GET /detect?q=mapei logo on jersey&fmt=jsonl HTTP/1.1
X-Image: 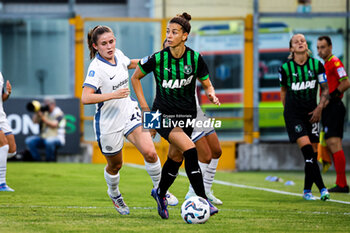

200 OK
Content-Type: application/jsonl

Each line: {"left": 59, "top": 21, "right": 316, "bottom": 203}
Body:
{"left": 291, "top": 80, "right": 316, "bottom": 91}
{"left": 143, "top": 110, "right": 161, "bottom": 129}
{"left": 162, "top": 75, "right": 193, "bottom": 89}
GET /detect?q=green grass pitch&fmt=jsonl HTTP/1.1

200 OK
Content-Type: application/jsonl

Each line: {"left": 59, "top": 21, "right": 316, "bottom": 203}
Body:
{"left": 1, "top": 162, "right": 349, "bottom": 232}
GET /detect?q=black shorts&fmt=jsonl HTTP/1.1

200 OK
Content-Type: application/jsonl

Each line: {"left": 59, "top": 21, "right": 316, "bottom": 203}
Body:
{"left": 284, "top": 108, "right": 320, "bottom": 143}
{"left": 152, "top": 106, "right": 195, "bottom": 142}
{"left": 321, "top": 99, "right": 345, "bottom": 139}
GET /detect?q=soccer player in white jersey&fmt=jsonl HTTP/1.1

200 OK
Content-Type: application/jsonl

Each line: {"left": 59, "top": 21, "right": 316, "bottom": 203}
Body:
{"left": 0, "top": 72, "right": 17, "bottom": 192}
{"left": 82, "top": 25, "right": 177, "bottom": 215}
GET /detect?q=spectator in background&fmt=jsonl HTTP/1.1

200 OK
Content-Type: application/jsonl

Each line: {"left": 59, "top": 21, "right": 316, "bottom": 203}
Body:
{"left": 279, "top": 34, "right": 330, "bottom": 201}
{"left": 317, "top": 35, "right": 350, "bottom": 193}
{"left": 25, "top": 97, "right": 66, "bottom": 162}
{"left": 0, "top": 72, "right": 17, "bottom": 192}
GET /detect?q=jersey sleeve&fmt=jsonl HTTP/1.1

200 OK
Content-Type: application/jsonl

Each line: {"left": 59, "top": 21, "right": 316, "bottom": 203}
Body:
{"left": 138, "top": 53, "right": 156, "bottom": 75}
{"left": 83, "top": 66, "right": 102, "bottom": 91}
{"left": 333, "top": 59, "right": 348, "bottom": 81}
{"left": 116, "top": 49, "right": 131, "bottom": 67}
{"left": 278, "top": 66, "right": 287, "bottom": 87}
{"left": 197, "top": 54, "right": 209, "bottom": 81}
{"left": 317, "top": 61, "right": 327, "bottom": 84}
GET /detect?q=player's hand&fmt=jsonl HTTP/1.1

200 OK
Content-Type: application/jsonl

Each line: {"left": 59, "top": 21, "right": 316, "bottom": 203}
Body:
{"left": 208, "top": 93, "right": 220, "bottom": 106}
{"left": 309, "top": 106, "right": 322, "bottom": 123}
{"left": 113, "top": 88, "right": 130, "bottom": 99}
{"left": 149, "top": 129, "right": 157, "bottom": 138}
{"left": 6, "top": 80, "right": 12, "bottom": 95}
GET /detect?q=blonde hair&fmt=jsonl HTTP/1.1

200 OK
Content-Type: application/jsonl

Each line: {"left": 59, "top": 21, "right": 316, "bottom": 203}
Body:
{"left": 288, "top": 34, "right": 312, "bottom": 59}
{"left": 87, "top": 25, "right": 113, "bottom": 59}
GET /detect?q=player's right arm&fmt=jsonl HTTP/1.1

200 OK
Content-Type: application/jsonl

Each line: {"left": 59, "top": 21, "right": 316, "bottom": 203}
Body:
{"left": 278, "top": 66, "right": 287, "bottom": 107}
{"left": 81, "top": 66, "right": 130, "bottom": 105}
{"left": 130, "top": 66, "right": 149, "bottom": 112}
{"left": 81, "top": 86, "right": 130, "bottom": 105}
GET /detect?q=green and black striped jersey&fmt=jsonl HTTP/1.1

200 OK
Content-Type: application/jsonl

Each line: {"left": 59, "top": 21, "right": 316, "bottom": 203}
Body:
{"left": 138, "top": 46, "right": 209, "bottom": 114}
{"left": 279, "top": 57, "right": 327, "bottom": 110}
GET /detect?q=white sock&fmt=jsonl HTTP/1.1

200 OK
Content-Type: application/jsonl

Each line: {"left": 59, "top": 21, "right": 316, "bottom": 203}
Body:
{"left": 8, "top": 151, "right": 16, "bottom": 159}
{"left": 188, "top": 161, "right": 208, "bottom": 193}
{"left": 203, "top": 158, "right": 219, "bottom": 192}
{"left": 104, "top": 167, "right": 120, "bottom": 197}
{"left": 198, "top": 161, "right": 209, "bottom": 193}
{"left": 144, "top": 157, "right": 161, "bottom": 188}
{"left": 0, "top": 145, "right": 10, "bottom": 184}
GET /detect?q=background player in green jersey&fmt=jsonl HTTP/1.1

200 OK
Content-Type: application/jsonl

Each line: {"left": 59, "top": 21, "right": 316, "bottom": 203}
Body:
{"left": 279, "top": 34, "right": 330, "bottom": 201}
{"left": 131, "top": 12, "right": 220, "bottom": 219}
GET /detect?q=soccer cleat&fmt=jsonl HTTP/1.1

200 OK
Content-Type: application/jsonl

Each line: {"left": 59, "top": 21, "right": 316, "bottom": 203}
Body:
{"left": 0, "top": 183, "right": 14, "bottom": 192}
{"left": 303, "top": 192, "right": 316, "bottom": 201}
{"left": 151, "top": 188, "right": 169, "bottom": 219}
{"left": 184, "top": 188, "right": 196, "bottom": 200}
{"left": 320, "top": 188, "right": 330, "bottom": 201}
{"left": 207, "top": 199, "right": 219, "bottom": 216}
{"left": 166, "top": 191, "right": 178, "bottom": 206}
{"left": 328, "top": 185, "right": 349, "bottom": 193}
{"left": 206, "top": 190, "right": 223, "bottom": 205}
{"left": 108, "top": 192, "right": 130, "bottom": 215}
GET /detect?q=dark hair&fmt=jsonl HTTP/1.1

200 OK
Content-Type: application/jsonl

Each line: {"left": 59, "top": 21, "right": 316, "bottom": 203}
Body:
{"left": 163, "top": 38, "right": 168, "bottom": 49}
{"left": 169, "top": 12, "right": 192, "bottom": 33}
{"left": 318, "top": 35, "right": 332, "bottom": 46}
{"left": 87, "top": 25, "right": 113, "bottom": 59}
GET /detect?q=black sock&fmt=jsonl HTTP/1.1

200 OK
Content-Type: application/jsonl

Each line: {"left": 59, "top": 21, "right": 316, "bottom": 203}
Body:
{"left": 311, "top": 152, "right": 326, "bottom": 191}
{"left": 158, "top": 158, "right": 182, "bottom": 198}
{"left": 301, "top": 145, "right": 315, "bottom": 190}
{"left": 183, "top": 148, "right": 207, "bottom": 199}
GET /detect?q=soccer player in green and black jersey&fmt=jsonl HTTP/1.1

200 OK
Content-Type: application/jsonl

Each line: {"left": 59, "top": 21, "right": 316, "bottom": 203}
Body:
{"left": 279, "top": 34, "right": 330, "bottom": 201}
{"left": 131, "top": 12, "right": 220, "bottom": 219}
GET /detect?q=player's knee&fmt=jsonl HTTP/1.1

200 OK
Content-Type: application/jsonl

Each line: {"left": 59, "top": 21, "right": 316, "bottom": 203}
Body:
{"left": 212, "top": 147, "right": 222, "bottom": 159}
{"left": 108, "top": 163, "right": 122, "bottom": 174}
{"left": 143, "top": 148, "right": 158, "bottom": 163}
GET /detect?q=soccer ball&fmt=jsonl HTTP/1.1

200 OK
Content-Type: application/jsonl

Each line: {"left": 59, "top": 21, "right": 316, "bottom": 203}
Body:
{"left": 181, "top": 196, "right": 210, "bottom": 224}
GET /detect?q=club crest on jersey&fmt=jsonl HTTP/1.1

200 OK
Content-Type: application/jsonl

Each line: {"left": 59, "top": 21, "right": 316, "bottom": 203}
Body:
{"left": 308, "top": 70, "right": 314, "bottom": 77}
{"left": 183, "top": 65, "right": 192, "bottom": 74}
{"left": 88, "top": 70, "right": 95, "bottom": 77}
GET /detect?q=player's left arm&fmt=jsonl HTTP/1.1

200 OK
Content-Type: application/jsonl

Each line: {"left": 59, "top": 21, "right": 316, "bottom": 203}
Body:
{"left": 2, "top": 80, "right": 11, "bottom": 101}
{"left": 199, "top": 78, "right": 220, "bottom": 106}
{"left": 128, "top": 59, "right": 140, "bottom": 69}
{"left": 309, "top": 80, "right": 329, "bottom": 123}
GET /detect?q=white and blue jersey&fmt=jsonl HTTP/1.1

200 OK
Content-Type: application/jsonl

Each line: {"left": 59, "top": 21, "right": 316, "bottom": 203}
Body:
{"left": 0, "top": 72, "right": 13, "bottom": 135}
{"left": 83, "top": 49, "right": 141, "bottom": 144}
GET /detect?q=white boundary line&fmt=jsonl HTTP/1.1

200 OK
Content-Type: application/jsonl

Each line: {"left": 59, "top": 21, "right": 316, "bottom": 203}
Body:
{"left": 126, "top": 163, "right": 350, "bottom": 205}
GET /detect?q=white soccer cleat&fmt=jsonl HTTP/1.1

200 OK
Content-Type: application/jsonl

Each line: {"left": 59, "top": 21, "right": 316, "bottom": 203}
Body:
{"left": 185, "top": 188, "right": 196, "bottom": 200}
{"left": 206, "top": 190, "right": 223, "bottom": 205}
{"left": 108, "top": 192, "right": 130, "bottom": 215}
{"left": 0, "top": 183, "right": 14, "bottom": 192}
{"left": 165, "top": 191, "right": 178, "bottom": 206}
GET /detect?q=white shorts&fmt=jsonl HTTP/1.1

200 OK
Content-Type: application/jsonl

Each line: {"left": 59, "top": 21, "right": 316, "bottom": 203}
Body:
{"left": 0, "top": 119, "right": 13, "bottom": 135}
{"left": 98, "top": 107, "right": 142, "bottom": 156}
{"left": 191, "top": 107, "right": 215, "bottom": 143}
